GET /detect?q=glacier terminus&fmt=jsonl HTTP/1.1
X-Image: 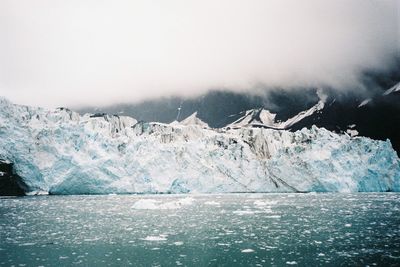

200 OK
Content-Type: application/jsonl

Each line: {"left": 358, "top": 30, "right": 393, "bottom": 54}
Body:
{"left": 0, "top": 97, "right": 399, "bottom": 195}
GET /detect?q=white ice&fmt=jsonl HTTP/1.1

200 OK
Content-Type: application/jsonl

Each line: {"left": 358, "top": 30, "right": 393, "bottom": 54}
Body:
{"left": 0, "top": 97, "right": 399, "bottom": 195}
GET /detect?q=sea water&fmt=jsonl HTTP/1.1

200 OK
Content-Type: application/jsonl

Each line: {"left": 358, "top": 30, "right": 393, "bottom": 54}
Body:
{"left": 0, "top": 193, "right": 399, "bottom": 266}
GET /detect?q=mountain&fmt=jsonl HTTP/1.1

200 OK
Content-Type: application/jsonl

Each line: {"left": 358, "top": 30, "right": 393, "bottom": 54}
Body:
{"left": 227, "top": 109, "right": 278, "bottom": 128}
{"left": 0, "top": 98, "right": 399, "bottom": 195}
{"left": 227, "top": 90, "right": 326, "bottom": 129}
{"left": 179, "top": 112, "right": 209, "bottom": 128}
{"left": 77, "top": 77, "right": 400, "bottom": 156}
{"left": 78, "top": 88, "right": 321, "bottom": 128}
{"left": 220, "top": 81, "right": 400, "bottom": 156}
{"left": 288, "top": 81, "right": 400, "bottom": 156}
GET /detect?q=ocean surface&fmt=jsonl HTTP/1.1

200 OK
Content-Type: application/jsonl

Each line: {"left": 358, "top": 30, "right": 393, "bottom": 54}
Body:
{"left": 1, "top": 193, "right": 399, "bottom": 266}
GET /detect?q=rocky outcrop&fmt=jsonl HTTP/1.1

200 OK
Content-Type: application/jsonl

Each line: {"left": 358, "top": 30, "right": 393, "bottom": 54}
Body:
{"left": 0, "top": 159, "right": 27, "bottom": 196}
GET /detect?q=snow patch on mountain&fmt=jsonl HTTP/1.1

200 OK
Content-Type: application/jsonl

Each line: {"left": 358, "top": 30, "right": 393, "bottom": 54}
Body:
{"left": 346, "top": 124, "right": 359, "bottom": 137}
{"left": 0, "top": 97, "right": 399, "bottom": 194}
{"left": 180, "top": 112, "right": 209, "bottom": 128}
{"left": 227, "top": 109, "right": 277, "bottom": 128}
{"left": 228, "top": 90, "right": 326, "bottom": 129}
{"left": 358, "top": 98, "right": 372, "bottom": 108}
{"left": 346, "top": 129, "right": 359, "bottom": 137}
{"left": 383, "top": 82, "right": 400, "bottom": 96}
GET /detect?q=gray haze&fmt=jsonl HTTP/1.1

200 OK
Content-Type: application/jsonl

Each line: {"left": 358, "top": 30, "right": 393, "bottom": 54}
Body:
{"left": 0, "top": 0, "right": 398, "bottom": 108}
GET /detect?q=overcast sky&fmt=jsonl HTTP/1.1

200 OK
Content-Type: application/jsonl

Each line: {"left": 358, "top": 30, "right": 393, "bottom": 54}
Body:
{"left": 0, "top": 0, "right": 398, "bottom": 108}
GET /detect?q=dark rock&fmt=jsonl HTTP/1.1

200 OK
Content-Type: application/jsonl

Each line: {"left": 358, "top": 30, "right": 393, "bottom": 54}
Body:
{"left": 90, "top": 113, "right": 107, "bottom": 118}
{"left": 0, "top": 159, "right": 27, "bottom": 196}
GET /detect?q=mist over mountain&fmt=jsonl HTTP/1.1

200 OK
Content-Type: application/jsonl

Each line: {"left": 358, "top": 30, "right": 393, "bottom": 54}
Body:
{"left": 78, "top": 88, "right": 321, "bottom": 127}
{"left": 78, "top": 65, "right": 400, "bottom": 155}
{"left": 1, "top": 0, "right": 398, "bottom": 107}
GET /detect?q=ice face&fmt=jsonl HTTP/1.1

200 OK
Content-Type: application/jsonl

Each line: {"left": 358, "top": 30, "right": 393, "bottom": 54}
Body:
{"left": 0, "top": 97, "right": 399, "bottom": 194}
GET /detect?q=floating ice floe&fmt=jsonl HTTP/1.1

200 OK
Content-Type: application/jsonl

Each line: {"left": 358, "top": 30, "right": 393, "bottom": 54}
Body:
{"left": 141, "top": 235, "right": 168, "bottom": 241}
{"left": 131, "top": 198, "right": 195, "bottom": 210}
{"left": 204, "top": 201, "right": 220, "bottom": 206}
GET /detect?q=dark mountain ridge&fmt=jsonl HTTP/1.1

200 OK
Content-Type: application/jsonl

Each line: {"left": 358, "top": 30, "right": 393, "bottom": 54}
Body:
{"left": 77, "top": 65, "right": 400, "bottom": 155}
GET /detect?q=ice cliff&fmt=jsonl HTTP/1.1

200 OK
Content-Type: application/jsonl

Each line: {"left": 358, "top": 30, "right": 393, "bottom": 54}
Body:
{"left": 0, "top": 97, "right": 399, "bottom": 195}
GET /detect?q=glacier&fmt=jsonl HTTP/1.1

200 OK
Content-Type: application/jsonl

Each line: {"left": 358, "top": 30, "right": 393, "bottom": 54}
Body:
{"left": 0, "top": 97, "right": 399, "bottom": 195}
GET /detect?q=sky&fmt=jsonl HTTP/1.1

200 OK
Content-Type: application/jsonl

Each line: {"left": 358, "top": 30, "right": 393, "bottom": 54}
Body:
{"left": 0, "top": 0, "right": 398, "bottom": 108}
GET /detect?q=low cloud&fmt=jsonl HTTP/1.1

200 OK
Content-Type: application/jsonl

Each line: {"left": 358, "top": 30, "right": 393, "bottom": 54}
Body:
{"left": 0, "top": 0, "right": 398, "bottom": 107}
